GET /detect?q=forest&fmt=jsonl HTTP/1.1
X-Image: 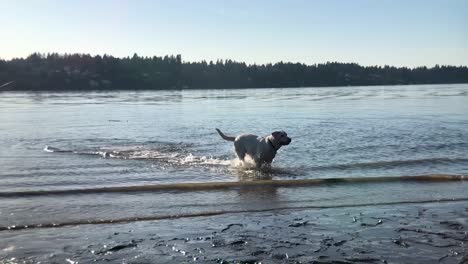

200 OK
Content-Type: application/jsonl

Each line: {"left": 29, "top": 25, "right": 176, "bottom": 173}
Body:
{"left": 1, "top": 53, "right": 467, "bottom": 90}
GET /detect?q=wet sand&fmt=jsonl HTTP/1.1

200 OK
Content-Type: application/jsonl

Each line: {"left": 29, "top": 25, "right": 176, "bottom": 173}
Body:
{"left": 1, "top": 200, "right": 467, "bottom": 263}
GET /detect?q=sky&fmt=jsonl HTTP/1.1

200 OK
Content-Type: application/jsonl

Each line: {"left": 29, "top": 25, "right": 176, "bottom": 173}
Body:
{"left": 0, "top": 0, "right": 467, "bottom": 67}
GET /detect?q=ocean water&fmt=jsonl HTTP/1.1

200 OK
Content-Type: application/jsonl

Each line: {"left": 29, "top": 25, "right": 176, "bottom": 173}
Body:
{"left": 0, "top": 85, "right": 468, "bottom": 259}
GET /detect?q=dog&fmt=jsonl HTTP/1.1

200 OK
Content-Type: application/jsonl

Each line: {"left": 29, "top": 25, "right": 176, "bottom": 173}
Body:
{"left": 215, "top": 128, "right": 291, "bottom": 167}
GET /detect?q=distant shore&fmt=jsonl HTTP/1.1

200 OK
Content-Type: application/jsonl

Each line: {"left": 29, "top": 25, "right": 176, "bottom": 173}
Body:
{"left": 1, "top": 53, "right": 467, "bottom": 91}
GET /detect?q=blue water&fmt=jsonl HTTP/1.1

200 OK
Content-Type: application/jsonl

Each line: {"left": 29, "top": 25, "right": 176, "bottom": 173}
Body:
{"left": 0, "top": 84, "right": 467, "bottom": 193}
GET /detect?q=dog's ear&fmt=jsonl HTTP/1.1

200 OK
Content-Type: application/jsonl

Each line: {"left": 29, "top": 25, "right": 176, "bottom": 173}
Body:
{"left": 271, "top": 131, "right": 281, "bottom": 139}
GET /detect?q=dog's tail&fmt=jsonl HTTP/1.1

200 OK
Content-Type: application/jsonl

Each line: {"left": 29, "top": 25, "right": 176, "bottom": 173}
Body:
{"left": 215, "top": 128, "right": 235, "bottom": 142}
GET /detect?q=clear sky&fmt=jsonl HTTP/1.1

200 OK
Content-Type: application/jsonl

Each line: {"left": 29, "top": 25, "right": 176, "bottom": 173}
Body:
{"left": 1, "top": 0, "right": 467, "bottom": 67}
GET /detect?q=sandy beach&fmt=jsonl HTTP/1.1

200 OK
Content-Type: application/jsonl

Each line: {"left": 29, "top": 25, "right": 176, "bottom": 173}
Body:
{"left": 1, "top": 199, "right": 467, "bottom": 263}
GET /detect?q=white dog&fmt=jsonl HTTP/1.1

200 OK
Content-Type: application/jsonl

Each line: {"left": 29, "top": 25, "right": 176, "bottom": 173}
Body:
{"left": 216, "top": 128, "right": 291, "bottom": 167}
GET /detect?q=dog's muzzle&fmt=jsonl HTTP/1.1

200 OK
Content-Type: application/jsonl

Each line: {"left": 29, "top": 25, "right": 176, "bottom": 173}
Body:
{"left": 283, "top": 138, "right": 292, "bottom": 145}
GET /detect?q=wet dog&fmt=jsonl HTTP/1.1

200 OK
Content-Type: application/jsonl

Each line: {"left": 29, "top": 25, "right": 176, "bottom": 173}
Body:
{"left": 215, "top": 128, "right": 291, "bottom": 167}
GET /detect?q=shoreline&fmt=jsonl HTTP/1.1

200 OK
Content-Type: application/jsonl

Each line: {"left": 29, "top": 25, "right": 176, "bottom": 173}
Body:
{"left": 1, "top": 82, "right": 467, "bottom": 93}
{"left": 0, "top": 82, "right": 468, "bottom": 93}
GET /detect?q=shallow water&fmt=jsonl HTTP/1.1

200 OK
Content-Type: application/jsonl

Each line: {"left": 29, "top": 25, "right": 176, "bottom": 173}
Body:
{"left": 0, "top": 84, "right": 468, "bottom": 261}
{"left": 1, "top": 84, "right": 467, "bottom": 192}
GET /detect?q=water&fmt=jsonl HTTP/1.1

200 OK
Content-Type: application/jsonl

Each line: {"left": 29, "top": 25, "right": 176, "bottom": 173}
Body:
{"left": 1, "top": 84, "right": 467, "bottom": 192}
{"left": 1, "top": 84, "right": 468, "bottom": 262}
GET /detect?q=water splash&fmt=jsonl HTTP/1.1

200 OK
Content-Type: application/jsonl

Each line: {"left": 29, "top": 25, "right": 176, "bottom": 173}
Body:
{"left": 44, "top": 145, "right": 232, "bottom": 168}
{"left": 43, "top": 145, "right": 298, "bottom": 179}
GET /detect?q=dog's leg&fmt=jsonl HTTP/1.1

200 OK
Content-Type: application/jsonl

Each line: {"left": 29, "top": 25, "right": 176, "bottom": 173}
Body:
{"left": 254, "top": 158, "right": 264, "bottom": 169}
{"left": 234, "top": 146, "right": 246, "bottom": 161}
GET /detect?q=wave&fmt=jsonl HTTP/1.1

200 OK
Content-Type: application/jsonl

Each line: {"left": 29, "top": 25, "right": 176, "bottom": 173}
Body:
{"left": 309, "top": 158, "right": 468, "bottom": 171}
{"left": 0, "top": 174, "right": 464, "bottom": 198}
{"left": 338, "top": 142, "right": 468, "bottom": 153}
{"left": 2, "top": 197, "right": 467, "bottom": 232}
{"left": 425, "top": 91, "right": 468, "bottom": 97}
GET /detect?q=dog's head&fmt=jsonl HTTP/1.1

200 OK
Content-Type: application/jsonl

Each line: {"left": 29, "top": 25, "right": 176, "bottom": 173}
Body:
{"left": 271, "top": 131, "right": 292, "bottom": 146}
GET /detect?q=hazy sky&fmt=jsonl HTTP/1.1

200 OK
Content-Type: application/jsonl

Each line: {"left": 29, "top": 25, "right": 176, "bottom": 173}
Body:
{"left": 1, "top": 0, "right": 467, "bottom": 67}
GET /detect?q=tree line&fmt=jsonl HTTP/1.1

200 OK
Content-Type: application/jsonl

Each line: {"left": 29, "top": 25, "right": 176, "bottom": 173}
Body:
{"left": 0, "top": 53, "right": 467, "bottom": 91}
